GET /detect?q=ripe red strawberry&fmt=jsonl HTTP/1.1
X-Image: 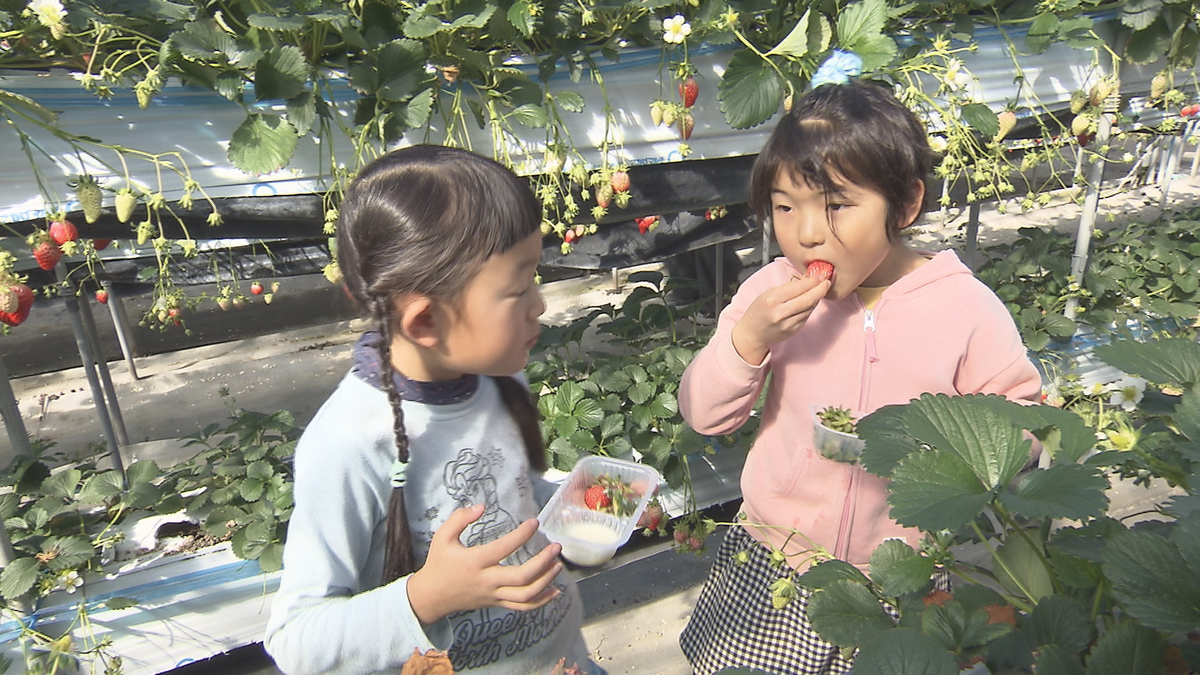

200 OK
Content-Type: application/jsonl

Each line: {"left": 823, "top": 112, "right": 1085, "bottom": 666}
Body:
{"left": 48, "top": 219, "right": 78, "bottom": 245}
{"left": 806, "top": 259, "right": 834, "bottom": 281}
{"left": 679, "top": 76, "right": 698, "bottom": 108}
{"left": 584, "top": 485, "right": 611, "bottom": 511}
{"left": 610, "top": 171, "right": 630, "bottom": 193}
{"left": 673, "top": 525, "right": 688, "bottom": 544}
{"left": 250, "top": 281, "right": 264, "bottom": 295}
{"left": 679, "top": 113, "right": 695, "bottom": 141}
{"left": 637, "top": 503, "right": 664, "bottom": 532}
{"left": 1077, "top": 131, "right": 1094, "bottom": 147}
{"left": 94, "top": 289, "right": 108, "bottom": 304}
{"left": 33, "top": 240, "right": 62, "bottom": 271}
{"left": 686, "top": 536, "right": 704, "bottom": 551}
{"left": 93, "top": 239, "right": 111, "bottom": 251}
{"left": 0, "top": 284, "right": 34, "bottom": 327}
{"left": 564, "top": 229, "right": 578, "bottom": 244}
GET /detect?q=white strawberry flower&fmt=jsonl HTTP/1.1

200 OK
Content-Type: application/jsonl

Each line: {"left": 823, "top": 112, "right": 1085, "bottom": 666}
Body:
{"left": 26, "top": 0, "right": 65, "bottom": 27}
{"left": 929, "top": 136, "right": 948, "bottom": 153}
{"left": 663, "top": 15, "right": 691, "bottom": 44}
{"left": 59, "top": 570, "right": 83, "bottom": 594}
{"left": 1106, "top": 376, "right": 1147, "bottom": 412}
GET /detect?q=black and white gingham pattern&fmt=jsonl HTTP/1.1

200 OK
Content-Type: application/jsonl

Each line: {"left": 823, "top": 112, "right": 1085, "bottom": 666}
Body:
{"left": 680, "top": 525, "right": 855, "bottom": 675}
{"left": 679, "top": 526, "right": 951, "bottom": 675}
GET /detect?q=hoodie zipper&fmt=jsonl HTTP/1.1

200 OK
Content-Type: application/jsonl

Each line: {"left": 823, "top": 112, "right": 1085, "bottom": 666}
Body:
{"left": 834, "top": 300, "right": 883, "bottom": 560}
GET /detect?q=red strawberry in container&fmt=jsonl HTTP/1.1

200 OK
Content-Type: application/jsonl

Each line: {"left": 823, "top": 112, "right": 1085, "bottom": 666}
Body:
{"left": 583, "top": 485, "right": 612, "bottom": 511}
{"left": 806, "top": 260, "right": 834, "bottom": 281}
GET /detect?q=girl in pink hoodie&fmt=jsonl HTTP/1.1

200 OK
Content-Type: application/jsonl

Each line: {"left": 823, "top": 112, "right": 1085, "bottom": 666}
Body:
{"left": 677, "top": 80, "right": 1042, "bottom": 674}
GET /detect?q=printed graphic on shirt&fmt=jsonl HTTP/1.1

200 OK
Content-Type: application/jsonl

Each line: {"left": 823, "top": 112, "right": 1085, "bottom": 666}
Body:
{"left": 443, "top": 446, "right": 533, "bottom": 564}
{"left": 448, "top": 583, "right": 574, "bottom": 671}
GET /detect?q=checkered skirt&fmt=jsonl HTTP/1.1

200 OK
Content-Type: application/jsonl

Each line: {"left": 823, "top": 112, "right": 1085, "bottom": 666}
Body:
{"left": 679, "top": 526, "right": 949, "bottom": 675}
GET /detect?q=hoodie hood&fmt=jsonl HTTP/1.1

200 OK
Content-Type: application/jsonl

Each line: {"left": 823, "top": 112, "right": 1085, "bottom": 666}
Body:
{"left": 350, "top": 331, "right": 478, "bottom": 405}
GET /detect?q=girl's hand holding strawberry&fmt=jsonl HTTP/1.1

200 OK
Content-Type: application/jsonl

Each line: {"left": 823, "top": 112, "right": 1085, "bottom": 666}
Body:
{"left": 407, "top": 504, "right": 564, "bottom": 625}
{"left": 731, "top": 274, "right": 829, "bottom": 366}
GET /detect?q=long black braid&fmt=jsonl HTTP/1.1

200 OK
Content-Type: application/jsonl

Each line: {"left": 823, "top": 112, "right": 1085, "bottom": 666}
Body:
{"left": 374, "top": 296, "right": 416, "bottom": 582}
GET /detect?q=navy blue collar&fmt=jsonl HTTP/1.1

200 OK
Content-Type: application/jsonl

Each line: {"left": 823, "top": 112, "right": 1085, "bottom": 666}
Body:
{"left": 351, "top": 330, "right": 479, "bottom": 405}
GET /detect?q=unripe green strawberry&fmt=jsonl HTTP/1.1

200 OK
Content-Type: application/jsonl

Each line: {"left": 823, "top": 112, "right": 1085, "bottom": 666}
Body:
{"left": 1089, "top": 79, "right": 1114, "bottom": 107}
{"left": 1069, "top": 90, "right": 1088, "bottom": 114}
{"left": 995, "top": 110, "right": 1016, "bottom": 143}
{"left": 1150, "top": 74, "right": 1168, "bottom": 100}
{"left": 662, "top": 105, "right": 678, "bottom": 127}
{"left": 115, "top": 189, "right": 137, "bottom": 223}
{"left": 75, "top": 175, "right": 103, "bottom": 224}
{"left": 783, "top": 93, "right": 794, "bottom": 113}
{"left": 649, "top": 101, "right": 664, "bottom": 126}
{"left": 1071, "top": 114, "right": 1093, "bottom": 137}
{"left": 322, "top": 262, "right": 343, "bottom": 285}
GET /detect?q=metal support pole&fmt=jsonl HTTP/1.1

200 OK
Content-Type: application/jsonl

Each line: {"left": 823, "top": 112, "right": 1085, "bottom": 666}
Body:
{"left": 1065, "top": 114, "right": 1112, "bottom": 320}
{"left": 963, "top": 202, "right": 982, "bottom": 269}
{"left": 57, "top": 273, "right": 126, "bottom": 480}
{"left": 1187, "top": 120, "right": 1200, "bottom": 183}
{"left": 102, "top": 281, "right": 140, "bottom": 380}
{"left": 610, "top": 267, "right": 620, "bottom": 292}
{"left": 78, "top": 292, "right": 129, "bottom": 446}
{"left": 0, "top": 356, "right": 33, "bottom": 459}
{"left": 0, "top": 358, "right": 33, "bottom": 616}
{"left": 1159, "top": 133, "right": 1182, "bottom": 211}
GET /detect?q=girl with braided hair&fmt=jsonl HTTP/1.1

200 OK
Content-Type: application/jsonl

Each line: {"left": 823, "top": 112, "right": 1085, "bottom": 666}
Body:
{"left": 265, "top": 146, "right": 599, "bottom": 674}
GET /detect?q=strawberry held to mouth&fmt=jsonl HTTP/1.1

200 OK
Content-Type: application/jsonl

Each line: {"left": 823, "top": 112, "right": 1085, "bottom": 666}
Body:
{"left": 806, "top": 260, "right": 834, "bottom": 281}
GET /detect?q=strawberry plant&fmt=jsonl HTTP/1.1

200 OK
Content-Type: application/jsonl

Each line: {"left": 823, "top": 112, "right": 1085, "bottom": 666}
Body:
{"left": 976, "top": 206, "right": 1200, "bottom": 352}
{"left": 777, "top": 337, "right": 1200, "bottom": 671}
{"left": 529, "top": 270, "right": 759, "bottom": 490}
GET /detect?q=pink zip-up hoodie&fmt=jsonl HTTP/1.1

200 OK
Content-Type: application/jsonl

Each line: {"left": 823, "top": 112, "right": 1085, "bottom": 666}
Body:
{"left": 679, "top": 250, "right": 1042, "bottom": 569}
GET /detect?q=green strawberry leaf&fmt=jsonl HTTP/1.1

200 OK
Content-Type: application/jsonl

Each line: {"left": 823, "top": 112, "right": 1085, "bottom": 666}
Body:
{"left": 797, "top": 559, "right": 871, "bottom": 590}
{"left": 40, "top": 469, "right": 82, "bottom": 500}
{"left": 869, "top": 540, "right": 936, "bottom": 597}
{"left": 507, "top": 0, "right": 535, "bottom": 38}
{"left": 858, "top": 403, "right": 922, "bottom": 478}
{"left": 0, "top": 557, "right": 39, "bottom": 600}
{"left": 1085, "top": 621, "right": 1166, "bottom": 675}
{"left": 1104, "top": 525, "right": 1200, "bottom": 632}
{"left": 1094, "top": 337, "right": 1200, "bottom": 388}
{"left": 887, "top": 448, "right": 994, "bottom": 532}
{"left": 766, "top": 9, "right": 812, "bottom": 57}
{"left": 905, "top": 394, "right": 1030, "bottom": 490}
{"left": 105, "top": 596, "right": 139, "bottom": 611}
{"left": 961, "top": 103, "right": 1000, "bottom": 138}
{"left": 228, "top": 114, "right": 298, "bottom": 176}
{"left": 852, "top": 34, "right": 898, "bottom": 72}
{"left": 921, "top": 600, "right": 1012, "bottom": 653}
{"left": 998, "top": 464, "right": 1109, "bottom": 521}
{"left": 836, "top": 0, "right": 887, "bottom": 47}
{"left": 851, "top": 627, "right": 959, "bottom": 674}
{"left": 808, "top": 579, "right": 895, "bottom": 647}
{"left": 43, "top": 535, "right": 97, "bottom": 571}
{"left": 254, "top": 46, "right": 308, "bottom": 102}
{"left": 718, "top": 49, "right": 784, "bottom": 130}
{"left": 1024, "top": 595, "right": 1092, "bottom": 654}
{"left": 1033, "top": 644, "right": 1087, "bottom": 674}
{"left": 126, "top": 459, "right": 162, "bottom": 487}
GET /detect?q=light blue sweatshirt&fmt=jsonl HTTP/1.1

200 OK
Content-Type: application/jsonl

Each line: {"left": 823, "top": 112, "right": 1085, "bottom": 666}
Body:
{"left": 265, "top": 339, "right": 594, "bottom": 674}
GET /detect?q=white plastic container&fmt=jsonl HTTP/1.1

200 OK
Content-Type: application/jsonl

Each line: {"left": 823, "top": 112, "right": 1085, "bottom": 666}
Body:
{"left": 811, "top": 404, "right": 865, "bottom": 464}
{"left": 538, "top": 456, "right": 661, "bottom": 566}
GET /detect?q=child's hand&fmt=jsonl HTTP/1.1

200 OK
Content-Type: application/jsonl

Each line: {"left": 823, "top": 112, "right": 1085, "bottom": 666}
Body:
{"left": 406, "top": 504, "right": 564, "bottom": 624}
{"left": 731, "top": 275, "right": 829, "bottom": 365}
